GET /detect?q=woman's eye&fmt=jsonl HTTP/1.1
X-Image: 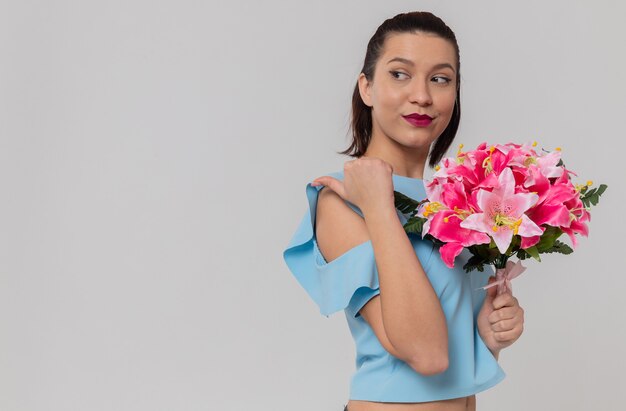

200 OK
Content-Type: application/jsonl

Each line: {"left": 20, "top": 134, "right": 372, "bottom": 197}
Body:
{"left": 432, "top": 76, "right": 451, "bottom": 84}
{"left": 390, "top": 71, "right": 409, "bottom": 80}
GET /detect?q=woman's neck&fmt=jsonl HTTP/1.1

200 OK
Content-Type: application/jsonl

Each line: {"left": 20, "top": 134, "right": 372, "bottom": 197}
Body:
{"left": 362, "top": 136, "right": 429, "bottom": 179}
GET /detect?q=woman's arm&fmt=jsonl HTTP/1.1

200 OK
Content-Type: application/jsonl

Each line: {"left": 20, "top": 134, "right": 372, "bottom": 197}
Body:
{"left": 316, "top": 187, "right": 449, "bottom": 375}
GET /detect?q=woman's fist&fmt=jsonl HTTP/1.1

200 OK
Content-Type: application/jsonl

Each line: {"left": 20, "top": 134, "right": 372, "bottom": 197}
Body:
{"left": 477, "top": 276, "right": 525, "bottom": 357}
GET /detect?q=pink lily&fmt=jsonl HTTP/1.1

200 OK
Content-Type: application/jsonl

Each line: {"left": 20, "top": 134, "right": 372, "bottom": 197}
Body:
{"left": 535, "top": 150, "right": 564, "bottom": 179}
{"left": 460, "top": 167, "right": 544, "bottom": 254}
{"left": 419, "top": 180, "right": 491, "bottom": 268}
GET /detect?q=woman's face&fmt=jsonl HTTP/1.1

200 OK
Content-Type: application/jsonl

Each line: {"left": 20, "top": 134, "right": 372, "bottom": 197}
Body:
{"left": 358, "top": 32, "right": 458, "bottom": 151}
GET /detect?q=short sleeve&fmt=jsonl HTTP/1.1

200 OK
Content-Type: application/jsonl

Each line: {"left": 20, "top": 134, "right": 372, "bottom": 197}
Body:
{"left": 283, "top": 179, "right": 381, "bottom": 318}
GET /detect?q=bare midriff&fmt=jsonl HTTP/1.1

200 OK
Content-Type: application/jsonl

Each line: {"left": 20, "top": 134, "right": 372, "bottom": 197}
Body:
{"left": 347, "top": 395, "right": 476, "bottom": 411}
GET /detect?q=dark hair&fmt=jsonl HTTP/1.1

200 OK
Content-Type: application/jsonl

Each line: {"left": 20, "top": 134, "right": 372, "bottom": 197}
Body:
{"left": 339, "top": 11, "right": 461, "bottom": 168}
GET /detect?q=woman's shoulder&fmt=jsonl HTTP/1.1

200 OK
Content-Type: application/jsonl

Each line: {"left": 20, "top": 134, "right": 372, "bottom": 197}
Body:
{"left": 316, "top": 179, "right": 370, "bottom": 264}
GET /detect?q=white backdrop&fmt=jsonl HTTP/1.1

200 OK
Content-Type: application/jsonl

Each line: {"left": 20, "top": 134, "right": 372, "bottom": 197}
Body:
{"left": 1, "top": 1, "right": 624, "bottom": 410}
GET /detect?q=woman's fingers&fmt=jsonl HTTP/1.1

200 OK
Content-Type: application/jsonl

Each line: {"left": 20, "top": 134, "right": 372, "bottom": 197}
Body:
{"left": 488, "top": 305, "right": 523, "bottom": 324}
{"left": 493, "top": 293, "right": 518, "bottom": 310}
{"left": 493, "top": 323, "right": 524, "bottom": 343}
{"left": 491, "top": 317, "right": 519, "bottom": 332}
{"left": 311, "top": 176, "right": 346, "bottom": 200}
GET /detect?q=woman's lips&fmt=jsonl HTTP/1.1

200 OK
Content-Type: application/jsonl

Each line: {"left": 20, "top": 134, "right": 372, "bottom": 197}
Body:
{"left": 402, "top": 114, "right": 433, "bottom": 127}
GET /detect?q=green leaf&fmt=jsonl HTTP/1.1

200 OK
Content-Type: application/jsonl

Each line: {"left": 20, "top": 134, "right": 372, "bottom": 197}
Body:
{"left": 403, "top": 216, "right": 427, "bottom": 235}
{"left": 542, "top": 240, "right": 574, "bottom": 255}
{"left": 394, "top": 190, "right": 421, "bottom": 214}
{"left": 516, "top": 249, "right": 530, "bottom": 260}
{"left": 468, "top": 244, "right": 492, "bottom": 260}
{"left": 467, "top": 245, "right": 500, "bottom": 267}
{"left": 580, "top": 184, "right": 608, "bottom": 208}
{"left": 525, "top": 245, "right": 541, "bottom": 262}
{"left": 463, "top": 253, "right": 488, "bottom": 273}
{"left": 536, "top": 226, "right": 563, "bottom": 252}
{"left": 424, "top": 234, "right": 445, "bottom": 246}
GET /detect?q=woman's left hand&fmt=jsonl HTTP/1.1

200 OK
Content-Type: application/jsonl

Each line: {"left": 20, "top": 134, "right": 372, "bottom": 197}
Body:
{"left": 477, "top": 276, "right": 525, "bottom": 357}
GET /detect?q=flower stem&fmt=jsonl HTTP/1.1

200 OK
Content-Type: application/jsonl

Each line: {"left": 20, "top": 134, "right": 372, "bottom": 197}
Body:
{"left": 493, "top": 254, "right": 509, "bottom": 270}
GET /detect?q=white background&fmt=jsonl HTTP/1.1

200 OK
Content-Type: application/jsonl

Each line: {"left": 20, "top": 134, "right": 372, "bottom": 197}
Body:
{"left": 1, "top": 1, "right": 624, "bottom": 410}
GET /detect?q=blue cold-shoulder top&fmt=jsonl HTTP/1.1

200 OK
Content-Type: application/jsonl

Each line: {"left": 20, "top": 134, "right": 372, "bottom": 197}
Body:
{"left": 283, "top": 170, "right": 506, "bottom": 402}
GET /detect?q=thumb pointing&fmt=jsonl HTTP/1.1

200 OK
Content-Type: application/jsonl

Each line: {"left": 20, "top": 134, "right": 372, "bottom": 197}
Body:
{"left": 311, "top": 176, "right": 346, "bottom": 200}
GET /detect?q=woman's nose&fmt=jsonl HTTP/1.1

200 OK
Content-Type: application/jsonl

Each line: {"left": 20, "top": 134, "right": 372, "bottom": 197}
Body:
{"left": 409, "top": 80, "right": 433, "bottom": 106}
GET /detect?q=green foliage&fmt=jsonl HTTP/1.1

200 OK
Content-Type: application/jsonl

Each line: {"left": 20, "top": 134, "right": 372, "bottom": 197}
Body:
{"left": 394, "top": 190, "right": 428, "bottom": 236}
{"left": 541, "top": 239, "right": 573, "bottom": 255}
{"left": 393, "top": 190, "right": 421, "bottom": 214}
{"left": 424, "top": 233, "right": 445, "bottom": 246}
{"left": 463, "top": 255, "right": 486, "bottom": 272}
{"left": 525, "top": 245, "right": 541, "bottom": 262}
{"left": 516, "top": 248, "right": 530, "bottom": 260}
{"left": 462, "top": 244, "right": 501, "bottom": 272}
{"left": 581, "top": 184, "right": 607, "bottom": 208}
{"left": 535, "top": 226, "right": 563, "bottom": 252}
{"left": 513, "top": 226, "right": 571, "bottom": 261}
{"left": 403, "top": 216, "right": 427, "bottom": 236}
{"left": 461, "top": 225, "right": 576, "bottom": 272}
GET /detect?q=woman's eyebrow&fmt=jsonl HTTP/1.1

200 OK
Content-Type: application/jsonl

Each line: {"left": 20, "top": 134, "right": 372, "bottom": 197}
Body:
{"left": 386, "top": 57, "right": 455, "bottom": 73}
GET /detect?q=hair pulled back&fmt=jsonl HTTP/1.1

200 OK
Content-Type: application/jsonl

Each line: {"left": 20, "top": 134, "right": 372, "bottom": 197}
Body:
{"left": 339, "top": 11, "right": 461, "bottom": 168}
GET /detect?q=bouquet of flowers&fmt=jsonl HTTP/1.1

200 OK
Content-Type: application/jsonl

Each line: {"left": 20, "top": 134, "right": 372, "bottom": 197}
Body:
{"left": 394, "top": 142, "right": 607, "bottom": 295}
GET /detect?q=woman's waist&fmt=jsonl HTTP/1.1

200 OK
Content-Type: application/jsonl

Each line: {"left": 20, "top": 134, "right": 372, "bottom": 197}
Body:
{"left": 347, "top": 395, "right": 475, "bottom": 411}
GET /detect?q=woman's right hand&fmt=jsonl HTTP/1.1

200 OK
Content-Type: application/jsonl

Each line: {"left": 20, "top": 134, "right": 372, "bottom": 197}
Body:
{"left": 310, "top": 157, "right": 395, "bottom": 216}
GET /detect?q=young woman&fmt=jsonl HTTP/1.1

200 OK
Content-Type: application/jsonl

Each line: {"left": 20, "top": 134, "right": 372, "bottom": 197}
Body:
{"left": 283, "top": 11, "right": 524, "bottom": 411}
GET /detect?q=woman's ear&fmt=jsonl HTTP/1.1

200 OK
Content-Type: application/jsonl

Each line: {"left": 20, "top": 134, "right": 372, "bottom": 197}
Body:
{"left": 357, "top": 73, "right": 373, "bottom": 107}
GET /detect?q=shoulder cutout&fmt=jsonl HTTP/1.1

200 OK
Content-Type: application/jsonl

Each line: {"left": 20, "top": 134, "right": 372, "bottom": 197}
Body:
{"left": 315, "top": 187, "right": 370, "bottom": 264}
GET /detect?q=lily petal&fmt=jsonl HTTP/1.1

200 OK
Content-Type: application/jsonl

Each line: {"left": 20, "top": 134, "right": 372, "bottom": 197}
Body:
{"left": 439, "top": 242, "right": 465, "bottom": 269}
{"left": 491, "top": 226, "right": 514, "bottom": 254}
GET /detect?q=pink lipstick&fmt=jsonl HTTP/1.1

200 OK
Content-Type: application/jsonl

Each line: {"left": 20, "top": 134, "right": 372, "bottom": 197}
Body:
{"left": 403, "top": 113, "right": 433, "bottom": 127}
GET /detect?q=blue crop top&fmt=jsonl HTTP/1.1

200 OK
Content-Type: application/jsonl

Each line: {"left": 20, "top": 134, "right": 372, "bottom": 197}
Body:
{"left": 283, "top": 170, "right": 506, "bottom": 403}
